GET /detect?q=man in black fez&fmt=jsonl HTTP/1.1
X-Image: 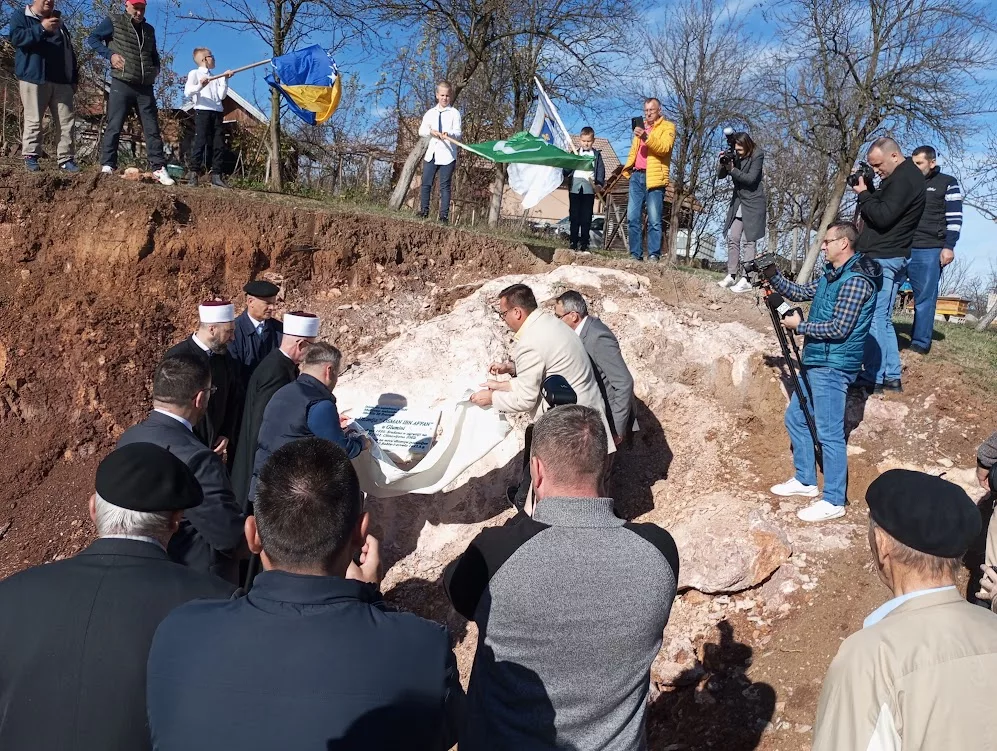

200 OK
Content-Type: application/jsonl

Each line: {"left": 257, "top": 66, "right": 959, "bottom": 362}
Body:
{"left": 0, "top": 443, "right": 235, "bottom": 751}
{"left": 230, "top": 279, "right": 283, "bottom": 378}
{"left": 812, "top": 469, "right": 997, "bottom": 750}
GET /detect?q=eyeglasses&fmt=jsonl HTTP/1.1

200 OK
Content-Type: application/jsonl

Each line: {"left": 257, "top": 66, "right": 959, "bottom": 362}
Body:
{"left": 202, "top": 385, "right": 218, "bottom": 397}
{"left": 823, "top": 235, "right": 845, "bottom": 246}
{"left": 496, "top": 307, "right": 513, "bottom": 320}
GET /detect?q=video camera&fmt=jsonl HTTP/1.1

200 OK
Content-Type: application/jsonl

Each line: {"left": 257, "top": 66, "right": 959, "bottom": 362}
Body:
{"left": 719, "top": 127, "right": 737, "bottom": 167}
{"left": 847, "top": 161, "right": 877, "bottom": 193}
{"left": 741, "top": 253, "right": 780, "bottom": 288}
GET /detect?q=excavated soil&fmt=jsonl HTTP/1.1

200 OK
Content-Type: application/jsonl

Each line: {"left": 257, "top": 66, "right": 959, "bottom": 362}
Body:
{"left": 1, "top": 169, "right": 994, "bottom": 750}
{"left": 0, "top": 168, "right": 544, "bottom": 576}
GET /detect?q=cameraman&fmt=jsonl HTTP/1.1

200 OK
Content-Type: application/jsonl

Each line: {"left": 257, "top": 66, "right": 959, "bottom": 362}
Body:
{"left": 766, "top": 221, "right": 881, "bottom": 522}
{"left": 850, "top": 137, "right": 926, "bottom": 393}
{"left": 717, "top": 132, "right": 766, "bottom": 294}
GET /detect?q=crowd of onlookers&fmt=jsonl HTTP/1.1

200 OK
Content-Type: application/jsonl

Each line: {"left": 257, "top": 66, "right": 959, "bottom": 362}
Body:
{"left": 9, "top": 0, "right": 237, "bottom": 187}
{"left": 1, "top": 268, "right": 996, "bottom": 749}
{"left": 5, "top": 12, "right": 997, "bottom": 742}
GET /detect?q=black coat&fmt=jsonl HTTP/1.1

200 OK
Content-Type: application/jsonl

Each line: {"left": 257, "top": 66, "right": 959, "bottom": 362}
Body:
{"left": 164, "top": 336, "right": 244, "bottom": 457}
{"left": 146, "top": 570, "right": 464, "bottom": 751}
{"left": 0, "top": 538, "right": 234, "bottom": 751}
{"left": 231, "top": 348, "right": 298, "bottom": 509}
{"left": 228, "top": 310, "right": 282, "bottom": 381}
{"left": 117, "top": 411, "right": 245, "bottom": 581}
{"left": 856, "top": 157, "right": 926, "bottom": 260}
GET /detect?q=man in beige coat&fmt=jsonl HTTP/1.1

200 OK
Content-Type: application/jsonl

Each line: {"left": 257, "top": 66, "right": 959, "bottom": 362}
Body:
{"left": 813, "top": 469, "right": 997, "bottom": 751}
{"left": 471, "top": 283, "right": 612, "bottom": 509}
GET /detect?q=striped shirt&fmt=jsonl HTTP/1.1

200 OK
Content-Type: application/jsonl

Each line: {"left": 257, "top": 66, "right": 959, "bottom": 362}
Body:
{"left": 943, "top": 179, "right": 963, "bottom": 248}
{"left": 770, "top": 266, "right": 875, "bottom": 341}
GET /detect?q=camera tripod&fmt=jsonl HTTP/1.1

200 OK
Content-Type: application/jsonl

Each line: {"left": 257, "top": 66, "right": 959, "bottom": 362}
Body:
{"left": 760, "top": 286, "right": 824, "bottom": 471}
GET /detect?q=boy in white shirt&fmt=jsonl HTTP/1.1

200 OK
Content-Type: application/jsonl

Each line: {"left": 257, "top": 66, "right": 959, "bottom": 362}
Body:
{"left": 184, "top": 47, "right": 233, "bottom": 188}
{"left": 417, "top": 80, "right": 462, "bottom": 223}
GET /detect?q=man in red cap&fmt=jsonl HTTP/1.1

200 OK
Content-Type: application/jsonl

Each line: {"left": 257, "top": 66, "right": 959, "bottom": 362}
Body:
{"left": 86, "top": 0, "right": 175, "bottom": 185}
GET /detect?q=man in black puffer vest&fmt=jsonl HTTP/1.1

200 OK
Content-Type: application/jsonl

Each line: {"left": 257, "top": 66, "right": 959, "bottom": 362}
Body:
{"left": 87, "top": 0, "right": 175, "bottom": 185}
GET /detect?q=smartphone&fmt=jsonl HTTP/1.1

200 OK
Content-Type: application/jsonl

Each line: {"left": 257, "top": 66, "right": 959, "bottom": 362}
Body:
{"left": 631, "top": 116, "right": 644, "bottom": 131}
{"left": 50, "top": 9, "right": 61, "bottom": 17}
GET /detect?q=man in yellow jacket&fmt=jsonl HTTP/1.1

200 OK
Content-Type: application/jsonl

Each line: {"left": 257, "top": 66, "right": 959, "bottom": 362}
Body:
{"left": 621, "top": 98, "right": 676, "bottom": 262}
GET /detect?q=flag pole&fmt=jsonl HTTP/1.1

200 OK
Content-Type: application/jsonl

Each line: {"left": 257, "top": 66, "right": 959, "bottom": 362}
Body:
{"left": 533, "top": 76, "right": 577, "bottom": 154}
{"left": 202, "top": 58, "right": 273, "bottom": 83}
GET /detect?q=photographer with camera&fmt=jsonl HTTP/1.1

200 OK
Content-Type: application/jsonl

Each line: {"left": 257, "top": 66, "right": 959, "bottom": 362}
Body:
{"left": 717, "top": 131, "right": 766, "bottom": 294}
{"left": 850, "top": 137, "right": 926, "bottom": 393}
{"left": 764, "top": 221, "right": 881, "bottom": 522}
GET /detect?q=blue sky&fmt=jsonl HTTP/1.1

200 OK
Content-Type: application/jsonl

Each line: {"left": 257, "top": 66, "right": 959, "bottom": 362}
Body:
{"left": 148, "top": 1, "right": 993, "bottom": 281}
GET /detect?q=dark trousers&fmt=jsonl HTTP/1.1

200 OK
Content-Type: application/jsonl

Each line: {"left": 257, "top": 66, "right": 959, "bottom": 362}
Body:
{"left": 189, "top": 109, "right": 225, "bottom": 175}
{"left": 100, "top": 78, "right": 166, "bottom": 170}
{"left": 419, "top": 159, "right": 456, "bottom": 220}
{"left": 514, "top": 424, "right": 535, "bottom": 505}
{"left": 569, "top": 190, "right": 596, "bottom": 249}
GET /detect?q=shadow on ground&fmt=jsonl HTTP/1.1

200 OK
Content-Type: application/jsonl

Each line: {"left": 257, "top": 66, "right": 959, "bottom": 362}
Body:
{"left": 647, "top": 619, "right": 777, "bottom": 751}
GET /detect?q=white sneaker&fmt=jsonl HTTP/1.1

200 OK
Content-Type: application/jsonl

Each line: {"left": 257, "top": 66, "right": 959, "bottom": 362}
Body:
{"left": 797, "top": 499, "right": 846, "bottom": 522}
{"left": 717, "top": 274, "right": 735, "bottom": 288}
{"left": 770, "top": 478, "right": 819, "bottom": 497}
{"left": 153, "top": 167, "right": 176, "bottom": 186}
{"left": 730, "top": 277, "right": 753, "bottom": 293}
{"left": 101, "top": 165, "right": 113, "bottom": 174}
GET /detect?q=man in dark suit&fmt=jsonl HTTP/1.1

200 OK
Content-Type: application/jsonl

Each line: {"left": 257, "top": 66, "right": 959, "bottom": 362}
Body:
{"left": 147, "top": 437, "right": 464, "bottom": 750}
{"left": 165, "top": 299, "right": 243, "bottom": 461}
{"left": 231, "top": 311, "right": 319, "bottom": 510}
{"left": 118, "top": 353, "right": 245, "bottom": 582}
{"left": 229, "top": 280, "right": 283, "bottom": 379}
{"left": 0, "top": 442, "right": 235, "bottom": 751}
{"left": 555, "top": 290, "right": 635, "bottom": 446}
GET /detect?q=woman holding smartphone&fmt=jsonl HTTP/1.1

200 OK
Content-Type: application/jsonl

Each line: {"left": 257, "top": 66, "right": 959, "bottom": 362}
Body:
{"left": 717, "top": 132, "right": 766, "bottom": 293}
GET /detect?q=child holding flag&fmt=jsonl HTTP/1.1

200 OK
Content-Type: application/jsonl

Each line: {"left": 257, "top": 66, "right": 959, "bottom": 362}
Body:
{"left": 184, "top": 48, "right": 233, "bottom": 188}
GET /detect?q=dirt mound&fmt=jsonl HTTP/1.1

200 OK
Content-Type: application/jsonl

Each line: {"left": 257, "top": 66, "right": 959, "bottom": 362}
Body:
{"left": 0, "top": 168, "right": 542, "bottom": 576}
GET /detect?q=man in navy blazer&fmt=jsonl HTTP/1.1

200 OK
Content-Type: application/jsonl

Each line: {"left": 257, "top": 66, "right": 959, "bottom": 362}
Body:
{"left": 118, "top": 353, "right": 245, "bottom": 582}
{"left": 229, "top": 280, "right": 283, "bottom": 380}
{"left": 147, "top": 437, "right": 464, "bottom": 750}
{"left": 0, "top": 443, "right": 234, "bottom": 751}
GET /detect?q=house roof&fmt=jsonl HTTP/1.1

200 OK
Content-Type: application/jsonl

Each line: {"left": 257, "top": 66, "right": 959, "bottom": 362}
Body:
{"left": 179, "top": 88, "right": 268, "bottom": 124}
{"left": 571, "top": 136, "right": 621, "bottom": 173}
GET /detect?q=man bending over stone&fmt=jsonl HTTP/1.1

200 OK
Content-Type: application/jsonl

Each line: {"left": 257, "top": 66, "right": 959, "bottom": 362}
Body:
{"left": 470, "top": 283, "right": 612, "bottom": 509}
{"left": 444, "top": 405, "right": 678, "bottom": 749}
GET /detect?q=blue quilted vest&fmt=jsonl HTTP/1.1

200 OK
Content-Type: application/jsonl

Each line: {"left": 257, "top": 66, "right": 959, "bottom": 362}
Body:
{"left": 801, "top": 254, "right": 877, "bottom": 373}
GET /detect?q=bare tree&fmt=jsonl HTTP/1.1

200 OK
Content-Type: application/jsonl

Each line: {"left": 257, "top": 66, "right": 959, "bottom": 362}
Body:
{"left": 646, "top": 0, "right": 760, "bottom": 263}
{"left": 185, "top": 0, "right": 367, "bottom": 190}
{"left": 763, "top": 0, "right": 997, "bottom": 282}
{"left": 382, "top": 0, "right": 638, "bottom": 216}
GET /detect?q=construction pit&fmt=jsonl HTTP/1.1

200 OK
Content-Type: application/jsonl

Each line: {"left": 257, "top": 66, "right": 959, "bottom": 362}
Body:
{"left": 0, "top": 167, "right": 992, "bottom": 750}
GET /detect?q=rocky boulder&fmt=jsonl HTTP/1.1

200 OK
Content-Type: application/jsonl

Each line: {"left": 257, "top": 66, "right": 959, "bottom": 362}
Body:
{"left": 672, "top": 502, "right": 792, "bottom": 594}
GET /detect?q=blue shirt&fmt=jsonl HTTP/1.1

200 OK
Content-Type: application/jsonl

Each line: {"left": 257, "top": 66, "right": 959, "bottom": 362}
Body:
{"left": 863, "top": 585, "right": 957, "bottom": 628}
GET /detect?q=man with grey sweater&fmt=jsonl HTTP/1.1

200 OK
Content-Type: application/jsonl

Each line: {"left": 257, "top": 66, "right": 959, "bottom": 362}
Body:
{"left": 444, "top": 405, "right": 678, "bottom": 749}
